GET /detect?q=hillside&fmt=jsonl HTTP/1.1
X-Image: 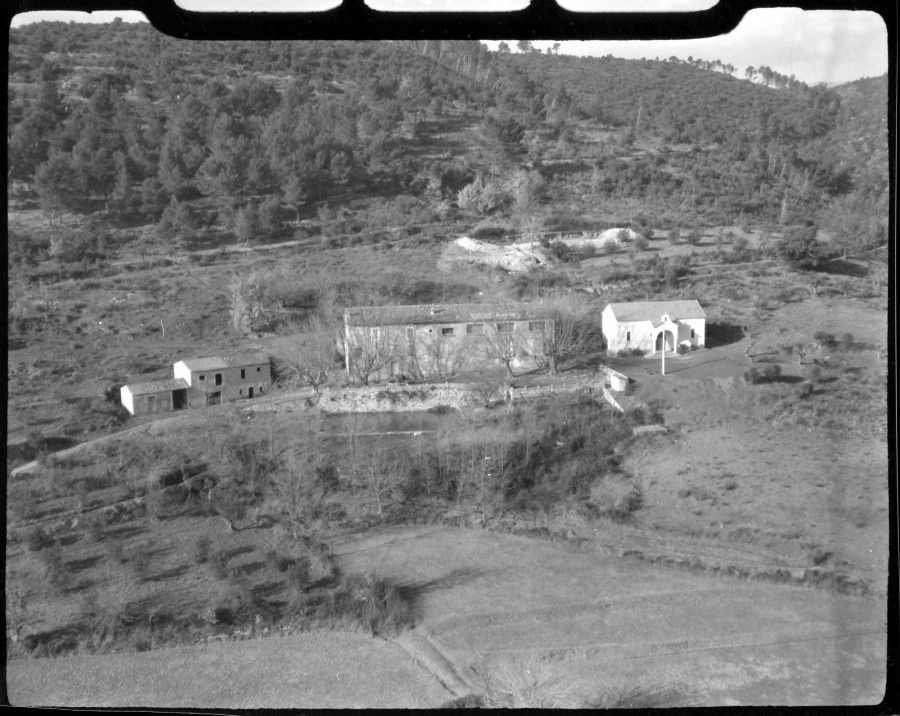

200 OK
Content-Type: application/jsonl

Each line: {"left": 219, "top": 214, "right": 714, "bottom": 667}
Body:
{"left": 5, "top": 23, "right": 889, "bottom": 707}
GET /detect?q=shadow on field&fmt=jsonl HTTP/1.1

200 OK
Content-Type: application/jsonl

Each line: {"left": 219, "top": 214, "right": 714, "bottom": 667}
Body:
{"left": 145, "top": 564, "right": 191, "bottom": 582}
{"left": 104, "top": 524, "right": 148, "bottom": 540}
{"left": 705, "top": 322, "right": 746, "bottom": 348}
{"left": 816, "top": 259, "right": 869, "bottom": 278}
{"left": 68, "top": 554, "right": 105, "bottom": 572}
{"left": 398, "top": 567, "right": 487, "bottom": 615}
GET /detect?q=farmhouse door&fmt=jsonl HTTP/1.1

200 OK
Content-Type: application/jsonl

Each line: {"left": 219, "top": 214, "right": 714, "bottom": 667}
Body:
{"left": 172, "top": 389, "right": 187, "bottom": 410}
{"left": 248, "top": 387, "right": 254, "bottom": 398}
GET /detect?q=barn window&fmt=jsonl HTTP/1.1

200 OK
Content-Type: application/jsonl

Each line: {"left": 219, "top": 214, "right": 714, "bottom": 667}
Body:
{"left": 241, "top": 369, "right": 246, "bottom": 379}
{"left": 215, "top": 373, "right": 223, "bottom": 386}
{"left": 198, "top": 375, "right": 205, "bottom": 381}
{"left": 691, "top": 328, "right": 695, "bottom": 338}
{"left": 239, "top": 389, "right": 243, "bottom": 395}
{"left": 441, "top": 327, "right": 454, "bottom": 335}
{"left": 257, "top": 366, "right": 261, "bottom": 371}
{"left": 626, "top": 331, "right": 631, "bottom": 341}
{"left": 528, "top": 321, "right": 545, "bottom": 332}
{"left": 497, "top": 322, "right": 514, "bottom": 333}
{"left": 466, "top": 323, "right": 484, "bottom": 334}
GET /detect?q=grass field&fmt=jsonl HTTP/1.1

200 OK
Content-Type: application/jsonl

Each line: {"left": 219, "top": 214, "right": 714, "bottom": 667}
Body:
{"left": 6, "top": 630, "right": 449, "bottom": 708}
{"left": 333, "top": 526, "right": 886, "bottom": 707}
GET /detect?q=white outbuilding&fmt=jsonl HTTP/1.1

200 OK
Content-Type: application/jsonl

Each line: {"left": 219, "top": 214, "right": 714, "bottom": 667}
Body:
{"left": 602, "top": 300, "right": 706, "bottom": 356}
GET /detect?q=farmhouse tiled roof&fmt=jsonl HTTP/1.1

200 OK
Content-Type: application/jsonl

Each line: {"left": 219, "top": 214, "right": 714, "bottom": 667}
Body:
{"left": 126, "top": 378, "right": 190, "bottom": 396}
{"left": 177, "top": 356, "right": 229, "bottom": 371}
{"left": 177, "top": 352, "right": 269, "bottom": 371}
{"left": 606, "top": 300, "right": 706, "bottom": 322}
{"left": 343, "top": 303, "right": 552, "bottom": 327}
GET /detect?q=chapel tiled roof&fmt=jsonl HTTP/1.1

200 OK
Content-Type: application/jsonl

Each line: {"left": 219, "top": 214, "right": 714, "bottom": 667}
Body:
{"left": 343, "top": 303, "right": 552, "bottom": 327}
{"left": 125, "top": 378, "right": 190, "bottom": 396}
{"left": 605, "top": 300, "right": 706, "bottom": 322}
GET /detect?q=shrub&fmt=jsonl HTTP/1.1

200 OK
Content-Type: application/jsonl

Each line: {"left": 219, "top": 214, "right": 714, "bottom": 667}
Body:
{"left": 25, "top": 526, "right": 52, "bottom": 552}
{"left": 686, "top": 228, "right": 702, "bottom": 246}
{"left": 209, "top": 550, "right": 230, "bottom": 579}
{"left": 628, "top": 347, "right": 645, "bottom": 357}
{"left": 797, "top": 381, "right": 814, "bottom": 398}
{"left": 130, "top": 543, "right": 152, "bottom": 579}
{"left": 807, "top": 365, "right": 822, "bottom": 382}
{"left": 194, "top": 536, "right": 212, "bottom": 564}
{"left": 105, "top": 537, "right": 127, "bottom": 565}
{"left": 667, "top": 228, "right": 680, "bottom": 245}
{"left": 40, "top": 543, "right": 70, "bottom": 591}
{"left": 841, "top": 333, "right": 854, "bottom": 349}
{"left": 813, "top": 331, "right": 836, "bottom": 347}
{"left": 602, "top": 238, "right": 619, "bottom": 255}
{"left": 762, "top": 364, "right": 781, "bottom": 382}
{"left": 744, "top": 367, "right": 762, "bottom": 384}
{"left": 632, "top": 235, "right": 648, "bottom": 251}
{"left": 82, "top": 515, "right": 104, "bottom": 542}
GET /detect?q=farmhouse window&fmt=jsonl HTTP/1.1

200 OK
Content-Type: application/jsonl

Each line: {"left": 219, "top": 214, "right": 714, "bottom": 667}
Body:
{"left": 239, "top": 389, "right": 243, "bottom": 395}
{"left": 497, "top": 322, "right": 514, "bottom": 333}
{"left": 257, "top": 366, "right": 261, "bottom": 372}
{"left": 528, "top": 321, "right": 545, "bottom": 332}
{"left": 241, "top": 369, "right": 245, "bottom": 379}
{"left": 215, "top": 373, "right": 223, "bottom": 386}
{"left": 199, "top": 375, "right": 205, "bottom": 381}
{"left": 441, "top": 327, "right": 454, "bottom": 335}
{"left": 466, "top": 323, "right": 484, "bottom": 334}
{"left": 626, "top": 331, "right": 631, "bottom": 341}
{"left": 691, "top": 328, "right": 695, "bottom": 338}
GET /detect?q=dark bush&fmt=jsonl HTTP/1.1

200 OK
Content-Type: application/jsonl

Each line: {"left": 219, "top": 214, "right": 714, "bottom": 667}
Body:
{"left": 40, "top": 542, "right": 70, "bottom": 590}
{"left": 130, "top": 543, "right": 152, "bottom": 579}
{"left": 841, "top": 333, "right": 854, "bottom": 349}
{"left": 744, "top": 367, "right": 762, "bottom": 384}
{"left": 209, "top": 550, "right": 230, "bottom": 579}
{"left": 25, "top": 526, "right": 52, "bottom": 552}
{"left": 762, "top": 364, "right": 782, "bottom": 382}
{"left": 105, "top": 537, "right": 127, "bottom": 564}
{"left": 797, "top": 382, "right": 814, "bottom": 398}
{"left": 194, "top": 536, "right": 212, "bottom": 564}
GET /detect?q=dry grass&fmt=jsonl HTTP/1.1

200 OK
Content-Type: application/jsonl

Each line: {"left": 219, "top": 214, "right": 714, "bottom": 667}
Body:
{"left": 7, "top": 631, "right": 448, "bottom": 708}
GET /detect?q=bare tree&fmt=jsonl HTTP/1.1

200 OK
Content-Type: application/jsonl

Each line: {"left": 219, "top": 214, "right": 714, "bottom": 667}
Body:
{"left": 274, "top": 315, "right": 340, "bottom": 394}
{"left": 537, "top": 291, "right": 604, "bottom": 374}
{"left": 344, "top": 325, "right": 403, "bottom": 385}
{"left": 476, "top": 323, "right": 525, "bottom": 378}
{"left": 272, "top": 425, "right": 326, "bottom": 538}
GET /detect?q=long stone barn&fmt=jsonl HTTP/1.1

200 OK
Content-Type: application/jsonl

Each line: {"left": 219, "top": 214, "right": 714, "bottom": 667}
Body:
{"left": 342, "top": 303, "right": 554, "bottom": 383}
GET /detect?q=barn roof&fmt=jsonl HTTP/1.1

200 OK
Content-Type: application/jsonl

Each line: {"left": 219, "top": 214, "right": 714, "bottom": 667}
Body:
{"left": 343, "top": 303, "right": 552, "bottom": 327}
{"left": 125, "top": 378, "right": 190, "bottom": 396}
{"left": 605, "top": 300, "right": 706, "bottom": 322}
{"left": 177, "top": 352, "right": 269, "bottom": 371}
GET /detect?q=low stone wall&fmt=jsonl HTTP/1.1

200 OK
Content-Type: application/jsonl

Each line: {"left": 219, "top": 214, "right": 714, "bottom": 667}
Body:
{"left": 318, "top": 383, "right": 477, "bottom": 415}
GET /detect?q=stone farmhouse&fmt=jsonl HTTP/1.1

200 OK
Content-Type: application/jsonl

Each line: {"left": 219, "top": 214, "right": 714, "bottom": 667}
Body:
{"left": 343, "top": 303, "right": 554, "bottom": 382}
{"left": 601, "top": 300, "right": 706, "bottom": 356}
{"left": 121, "top": 352, "right": 271, "bottom": 416}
